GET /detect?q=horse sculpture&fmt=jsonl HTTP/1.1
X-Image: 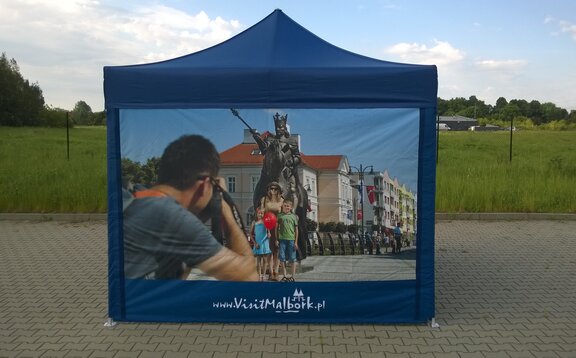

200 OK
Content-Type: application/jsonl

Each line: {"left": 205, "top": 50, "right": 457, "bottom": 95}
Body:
{"left": 253, "top": 138, "right": 309, "bottom": 260}
{"left": 230, "top": 108, "right": 309, "bottom": 260}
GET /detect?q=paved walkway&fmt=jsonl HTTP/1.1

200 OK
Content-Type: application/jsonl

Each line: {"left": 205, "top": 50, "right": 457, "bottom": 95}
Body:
{"left": 1, "top": 219, "right": 575, "bottom": 357}
{"left": 188, "top": 249, "right": 416, "bottom": 282}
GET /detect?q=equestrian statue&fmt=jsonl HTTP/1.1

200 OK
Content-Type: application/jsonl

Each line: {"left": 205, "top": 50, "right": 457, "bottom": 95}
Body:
{"left": 230, "top": 109, "right": 309, "bottom": 260}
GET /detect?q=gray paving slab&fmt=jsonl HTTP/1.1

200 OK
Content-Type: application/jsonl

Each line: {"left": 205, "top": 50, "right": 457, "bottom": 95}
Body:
{"left": 0, "top": 219, "right": 575, "bottom": 357}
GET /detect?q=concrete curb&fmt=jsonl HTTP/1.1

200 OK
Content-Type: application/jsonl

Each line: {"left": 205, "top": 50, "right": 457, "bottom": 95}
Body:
{"left": 436, "top": 212, "right": 576, "bottom": 221}
{"left": 0, "top": 213, "right": 107, "bottom": 221}
{"left": 1, "top": 212, "right": 575, "bottom": 221}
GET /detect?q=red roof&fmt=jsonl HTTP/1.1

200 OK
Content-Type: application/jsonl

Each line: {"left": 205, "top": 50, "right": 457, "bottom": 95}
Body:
{"left": 301, "top": 155, "right": 343, "bottom": 170}
{"left": 220, "top": 143, "right": 344, "bottom": 171}
{"left": 220, "top": 143, "right": 264, "bottom": 165}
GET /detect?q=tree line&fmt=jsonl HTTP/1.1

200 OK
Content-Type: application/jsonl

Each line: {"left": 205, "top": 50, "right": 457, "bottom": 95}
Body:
{"left": 1, "top": 52, "right": 575, "bottom": 128}
{"left": 0, "top": 52, "right": 105, "bottom": 127}
{"left": 439, "top": 95, "right": 576, "bottom": 129}
{"left": 0, "top": 52, "right": 44, "bottom": 126}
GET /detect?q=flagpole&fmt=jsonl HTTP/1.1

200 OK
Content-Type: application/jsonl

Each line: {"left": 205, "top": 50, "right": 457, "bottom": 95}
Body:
{"left": 360, "top": 176, "right": 364, "bottom": 239}
{"left": 348, "top": 164, "right": 374, "bottom": 244}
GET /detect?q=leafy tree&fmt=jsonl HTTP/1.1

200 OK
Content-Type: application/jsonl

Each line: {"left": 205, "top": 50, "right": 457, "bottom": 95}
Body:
{"left": 92, "top": 111, "right": 106, "bottom": 125}
{"left": 305, "top": 218, "right": 318, "bottom": 232}
{"left": 347, "top": 224, "right": 358, "bottom": 234}
{"left": 459, "top": 96, "right": 490, "bottom": 118}
{"left": 0, "top": 52, "right": 45, "bottom": 126}
{"left": 437, "top": 95, "right": 491, "bottom": 119}
{"left": 70, "top": 100, "right": 93, "bottom": 125}
{"left": 495, "top": 97, "right": 508, "bottom": 113}
{"left": 38, "top": 106, "right": 70, "bottom": 127}
{"left": 501, "top": 103, "right": 521, "bottom": 122}
{"left": 121, "top": 157, "right": 160, "bottom": 189}
{"left": 541, "top": 119, "right": 574, "bottom": 131}
{"left": 541, "top": 102, "right": 568, "bottom": 123}
{"left": 509, "top": 99, "right": 529, "bottom": 117}
{"left": 437, "top": 95, "right": 572, "bottom": 129}
{"left": 318, "top": 222, "right": 337, "bottom": 232}
{"left": 446, "top": 97, "right": 468, "bottom": 115}
{"left": 437, "top": 98, "right": 448, "bottom": 115}
{"left": 121, "top": 158, "right": 145, "bottom": 187}
{"left": 141, "top": 157, "right": 160, "bottom": 186}
{"left": 510, "top": 116, "right": 535, "bottom": 130}
{"left": 335, "top": 222, "right": 347, "bottom": 233}
{"left": 568, "top": 110, "right": 576, "bottom": 124}
{"left": 324, "top": 222, "right": 337, "bottom": 232}
{"left": 528, "top": 100, "right": 543, "bottom": 124}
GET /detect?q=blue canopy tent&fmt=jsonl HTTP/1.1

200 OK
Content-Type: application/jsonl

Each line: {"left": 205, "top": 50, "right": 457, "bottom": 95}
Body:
{"left": 104, "top": 9, "right": 437, "bottom": 323}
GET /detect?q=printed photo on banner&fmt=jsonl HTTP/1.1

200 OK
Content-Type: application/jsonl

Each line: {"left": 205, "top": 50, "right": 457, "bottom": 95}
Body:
{"left": 119, "top": 108, "right": 419, "bottom": 283}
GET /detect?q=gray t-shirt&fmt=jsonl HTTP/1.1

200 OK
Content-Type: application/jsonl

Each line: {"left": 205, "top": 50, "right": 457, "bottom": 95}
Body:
{"left": 123, "top": 196, "right": 222, "bottom": 279}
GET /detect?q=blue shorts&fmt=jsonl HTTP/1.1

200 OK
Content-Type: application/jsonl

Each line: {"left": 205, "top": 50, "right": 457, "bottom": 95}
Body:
{"left": 278, "top": 240, "right": 296, "bottom": 263}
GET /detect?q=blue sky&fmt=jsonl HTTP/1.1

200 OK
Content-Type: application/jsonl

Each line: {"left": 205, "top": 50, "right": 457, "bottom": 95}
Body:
{"left": 120, "top": 108, "right": 420, "bottom": 192}
{"left": 1, "top": 0, "right": 575, "bottom": 111}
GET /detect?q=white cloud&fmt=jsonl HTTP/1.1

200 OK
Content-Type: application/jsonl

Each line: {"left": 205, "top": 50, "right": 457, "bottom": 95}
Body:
{"left": 385, "top": 40, "right": 465, "bottom": 66}
{"left": 0, "top": 0, "right": 242, "bottom": 109}
{"left": 545, "top": 16, "right": 576, "bottom": 41}
{"left": 439, "top": 58, "right": 529, "bottom": 106}
{"left": 379, "top": 36, "right": 573, "bottom": 109}
{"left": 117, "top": 6, "right": 240, "bottom": 58}
{"left": 475, "top": 59, "right": 527, "bottom": 71}
{"left": 559, "top": 20, "right": 576, "bottom": 40}
{"left": 381, "top": 39, "right": 551, "bottom": 108}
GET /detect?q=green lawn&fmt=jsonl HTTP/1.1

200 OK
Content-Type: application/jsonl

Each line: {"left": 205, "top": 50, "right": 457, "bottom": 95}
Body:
{"left": 436, "top": 130, "right": 576, "bottom": 213}
{"left": 0, "top": 126, "right": 107, "bottom": 212}
{"left": 0, "top": 126, "right": 574, "bottom": 213}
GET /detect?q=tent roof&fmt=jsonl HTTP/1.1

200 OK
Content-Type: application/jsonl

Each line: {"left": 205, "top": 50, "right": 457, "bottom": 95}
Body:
{"left": 104, "top": 9, "right": 437, "bottom": 109}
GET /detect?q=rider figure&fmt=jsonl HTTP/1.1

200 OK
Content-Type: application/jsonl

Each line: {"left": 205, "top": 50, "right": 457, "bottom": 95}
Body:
{"left": 252, "top": 113, "right": 301, "bottom": 199}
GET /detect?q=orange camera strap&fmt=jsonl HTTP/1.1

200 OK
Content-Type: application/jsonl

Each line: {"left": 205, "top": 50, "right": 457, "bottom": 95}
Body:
{"left": 133, "top": 189, "right": 168, "bottom": 199}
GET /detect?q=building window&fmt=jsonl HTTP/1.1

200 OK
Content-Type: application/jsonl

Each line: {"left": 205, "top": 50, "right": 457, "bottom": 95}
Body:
{"left": 227, "top": 176, "right": 236, "bottom": 193}
{"left": 251, "top": 176, "right": 259, "bottom": 192}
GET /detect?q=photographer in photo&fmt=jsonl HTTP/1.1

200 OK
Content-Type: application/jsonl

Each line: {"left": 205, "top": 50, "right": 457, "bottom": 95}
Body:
{"left": 123, "top": 134, "right": 258, "bottom": 281}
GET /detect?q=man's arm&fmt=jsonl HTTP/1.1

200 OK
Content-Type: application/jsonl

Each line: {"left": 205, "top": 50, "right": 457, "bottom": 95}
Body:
{"left": 197, "top": 200, "right": 258, "bottom": 281}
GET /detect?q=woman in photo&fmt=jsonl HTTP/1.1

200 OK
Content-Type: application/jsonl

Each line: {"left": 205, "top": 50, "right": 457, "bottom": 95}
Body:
{"left": 259, "top": 181, "right": 283, "bottom": 280}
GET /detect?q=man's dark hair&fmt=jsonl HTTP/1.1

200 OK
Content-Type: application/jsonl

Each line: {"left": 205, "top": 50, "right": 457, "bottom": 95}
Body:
{"left": 157, "top": 135, "right": 220, "bottom": 190}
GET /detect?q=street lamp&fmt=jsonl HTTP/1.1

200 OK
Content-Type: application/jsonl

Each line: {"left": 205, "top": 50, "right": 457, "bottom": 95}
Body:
{"left": 348, "top": 164, "right": 374, "bottom": 240}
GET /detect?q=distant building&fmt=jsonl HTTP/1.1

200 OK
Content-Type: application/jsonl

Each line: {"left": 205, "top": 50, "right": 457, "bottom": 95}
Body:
{"left": 219, "top": 129, "right": 344, "bottom": 225}
{"left": 399, "top": 184, "right": 416, "bottom": 237}
{"left": 348, "top": 169, "right": 416, "bottom": 234}
{"left": 439, "top": 115, "right": 478, "bottom": 131}
{"left": 301, "top": 155, "right": 352, "bottom": 225}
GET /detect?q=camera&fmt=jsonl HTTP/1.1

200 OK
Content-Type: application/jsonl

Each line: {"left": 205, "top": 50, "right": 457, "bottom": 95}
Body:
{"left": 198, "top": 184, "right": 246, "bottom": 245}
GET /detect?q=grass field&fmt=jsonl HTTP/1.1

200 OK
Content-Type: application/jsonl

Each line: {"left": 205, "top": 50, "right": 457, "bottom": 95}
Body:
{"left": 0, "top": 126, "right": 107, "bottom": 212}
{"left": 0, "top": 126, "right": 575, "bottom": 213}
{"left": 436, "top": 130, "right": 576, "bottom": 213}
